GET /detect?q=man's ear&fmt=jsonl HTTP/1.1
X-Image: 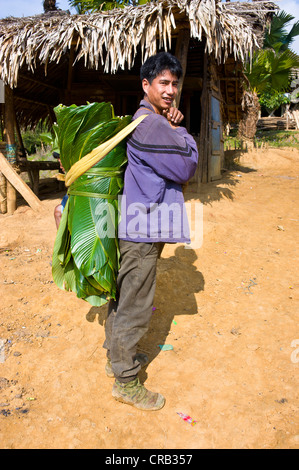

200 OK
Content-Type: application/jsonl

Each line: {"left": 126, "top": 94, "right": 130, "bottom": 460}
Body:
{"left": 142, "top": 78, "right": 149, "bottom": 95}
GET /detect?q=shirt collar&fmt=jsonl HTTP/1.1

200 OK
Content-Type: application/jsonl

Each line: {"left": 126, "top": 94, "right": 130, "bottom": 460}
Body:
{"left": 139, "top": 99, "right": 156, "bottom": 114}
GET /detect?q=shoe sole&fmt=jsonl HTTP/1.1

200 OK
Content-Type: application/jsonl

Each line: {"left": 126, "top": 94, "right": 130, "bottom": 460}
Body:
{"left": 105, "top": 365, "right": 115, "bottom": 378}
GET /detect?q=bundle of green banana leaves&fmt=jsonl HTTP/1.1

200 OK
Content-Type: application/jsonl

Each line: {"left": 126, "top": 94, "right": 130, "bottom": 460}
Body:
{"left": 52, "top": 102, "right": 132, "bottom": 307}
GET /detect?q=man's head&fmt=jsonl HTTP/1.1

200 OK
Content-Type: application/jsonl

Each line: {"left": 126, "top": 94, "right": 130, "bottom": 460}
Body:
{"left": 140, "top": 52, "right": 183, "bottom": 115}
{"left": 140, "top": 52, "right": 183, "bottom": 84}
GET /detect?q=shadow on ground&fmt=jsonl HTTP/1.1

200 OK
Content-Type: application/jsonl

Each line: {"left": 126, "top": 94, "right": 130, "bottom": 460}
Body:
{"left": 86, "top": 245, "right": 204, "bottom": 383}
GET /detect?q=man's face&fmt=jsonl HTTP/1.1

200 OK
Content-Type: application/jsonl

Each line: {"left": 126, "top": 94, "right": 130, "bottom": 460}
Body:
{"left": 142, "top": 70, "right": 179, "bottom": 114}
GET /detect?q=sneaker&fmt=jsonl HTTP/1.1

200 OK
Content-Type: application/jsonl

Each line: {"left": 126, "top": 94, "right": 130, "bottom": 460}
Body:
{"left": 112, "top": 377, "right": 165, "bottom": 411}
{"left": 105, "top": 353, "right": 149, "bottom": 378}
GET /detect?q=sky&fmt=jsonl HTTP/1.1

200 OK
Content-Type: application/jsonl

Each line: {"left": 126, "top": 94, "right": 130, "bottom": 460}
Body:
{"left": 0, "top": 0, "right": 299, "bottom": 54}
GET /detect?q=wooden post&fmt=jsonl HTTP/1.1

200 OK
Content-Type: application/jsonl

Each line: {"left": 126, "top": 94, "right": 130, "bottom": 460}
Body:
{"left": 0, "top": 171, "right": 6, "bottom": 213}
{"left": 65, "top": 44, "right": 75, "bottom": 104}
{"left": 14, "top": 108, "right": 26, "bottom": 158}
{"left": 185, "top": 93, "right": 191, "bottom": 132}
{"left": 4, "top": 85, "right": 17, "bottom": 214}
{"left": 0, "top": 81, "right": 6, "bottom": 213}
{"left": 286, "top": 103, "right": 290, "bottom": 131}
{"left": 198, "top": 49, "right": 209, "bottom": 185}
{"left": 174, "top": 29, "right": 190, "bottom": 108}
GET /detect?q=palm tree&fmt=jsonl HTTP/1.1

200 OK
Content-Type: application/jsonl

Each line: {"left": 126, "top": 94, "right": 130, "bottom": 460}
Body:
{"left": 43, "top": 0, "right": 58, "bottom": 12}
{"left": 238, "top": 11, "right": 299, "bottom": 140}
{"left": 264, "top": 11, "right": 299, "bottom": 52}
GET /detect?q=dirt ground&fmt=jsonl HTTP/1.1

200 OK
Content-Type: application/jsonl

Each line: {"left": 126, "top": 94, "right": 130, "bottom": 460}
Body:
{"left": 0, "top": 147, "right": 298, "bottom": 449}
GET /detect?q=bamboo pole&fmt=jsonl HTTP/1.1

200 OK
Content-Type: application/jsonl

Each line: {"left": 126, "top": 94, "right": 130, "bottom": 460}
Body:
{"left": 4, "top": 85, "right": 17, "bottom": 214}
{"left": 0, "top": 152, "right": 42, "bottom": 212}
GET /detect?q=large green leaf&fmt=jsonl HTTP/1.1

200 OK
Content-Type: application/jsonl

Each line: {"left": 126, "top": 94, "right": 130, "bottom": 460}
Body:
{"left": 52, "top": 102, "right": 131, "bottom": 307}
{"left": 55, "top": 102, "right": 115, "bottom": 171}
{"left": 52, "top": 199, "right": 76, "bottom": 292}
{"left": 70, "top": 196, "right": 108, "bottom": 277}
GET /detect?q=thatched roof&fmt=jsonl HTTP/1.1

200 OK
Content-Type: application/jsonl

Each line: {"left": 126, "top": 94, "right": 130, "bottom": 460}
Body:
{"left": 0, "top": 0, "right": 277, "bottom": 88}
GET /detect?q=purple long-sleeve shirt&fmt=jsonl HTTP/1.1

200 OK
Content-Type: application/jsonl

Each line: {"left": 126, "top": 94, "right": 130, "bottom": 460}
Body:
{"left": 118, "top": 100, "right": 199, "bottom": 243}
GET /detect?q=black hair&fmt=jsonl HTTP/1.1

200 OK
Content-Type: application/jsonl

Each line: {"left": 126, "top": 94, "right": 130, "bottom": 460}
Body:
{"left": 140, "top": 52, "right": 183, "bottom": 83}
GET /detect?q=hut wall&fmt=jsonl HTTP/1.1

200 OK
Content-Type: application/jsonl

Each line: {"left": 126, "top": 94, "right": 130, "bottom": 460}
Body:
{"left": 186, "top": 43, "right": 224, "bottom": 185}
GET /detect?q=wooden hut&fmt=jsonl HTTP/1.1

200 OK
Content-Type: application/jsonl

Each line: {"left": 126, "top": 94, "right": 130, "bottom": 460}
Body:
{"left": 0, "top": 0, "right": 277, "bottom": 213}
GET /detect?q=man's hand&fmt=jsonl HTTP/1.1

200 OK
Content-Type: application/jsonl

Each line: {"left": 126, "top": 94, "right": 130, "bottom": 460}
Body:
{"left": 162, "top": 107, "right": 184, "bottom": 127}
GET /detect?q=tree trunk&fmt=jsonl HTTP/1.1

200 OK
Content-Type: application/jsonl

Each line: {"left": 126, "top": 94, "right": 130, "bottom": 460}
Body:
{"left": 237, "top": 90, "right": 260, "bottom": 142}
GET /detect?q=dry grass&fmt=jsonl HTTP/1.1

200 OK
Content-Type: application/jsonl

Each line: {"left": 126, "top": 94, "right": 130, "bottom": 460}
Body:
{"left": 0, "top": 0, "right": 277, "bottom": 88}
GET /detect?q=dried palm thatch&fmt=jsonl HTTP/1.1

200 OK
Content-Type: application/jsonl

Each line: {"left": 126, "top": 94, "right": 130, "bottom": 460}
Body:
{"left": 0, "top": 0, "right": 277, "bottom": 88}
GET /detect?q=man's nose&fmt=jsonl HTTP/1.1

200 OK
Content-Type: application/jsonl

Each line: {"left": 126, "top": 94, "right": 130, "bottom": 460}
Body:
{"left": 166, "top": 84, "right": 176, "bottom": 95}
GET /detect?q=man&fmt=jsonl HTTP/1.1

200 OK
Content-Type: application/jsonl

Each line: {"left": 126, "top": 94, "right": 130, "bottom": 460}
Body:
{"left": 53, "top": 153, "right": 68, "bottom": 229}
{"left": 54, "top": 193, "right": 68, "bottom": 229}
{"left": 103, "top": 52, "right": 199, "bottom": 410}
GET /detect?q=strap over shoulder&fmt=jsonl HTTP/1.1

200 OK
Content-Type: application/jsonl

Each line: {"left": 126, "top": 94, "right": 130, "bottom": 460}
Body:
{"left": 135, "top": 106, "right": 155, "bottom": 117}
{"left": 65, "top": 113, "right": 148, "bottom": 187}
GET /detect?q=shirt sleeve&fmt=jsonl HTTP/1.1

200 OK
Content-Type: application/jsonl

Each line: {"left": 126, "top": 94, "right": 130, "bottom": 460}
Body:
{"left": 127, "top": 113, "right": 199, "bottom": 184}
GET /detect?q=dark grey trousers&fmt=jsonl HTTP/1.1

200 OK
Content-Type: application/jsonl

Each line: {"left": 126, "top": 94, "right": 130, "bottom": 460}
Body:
{"left": 103, "top": 240, "right": 164, "bottom": 383}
